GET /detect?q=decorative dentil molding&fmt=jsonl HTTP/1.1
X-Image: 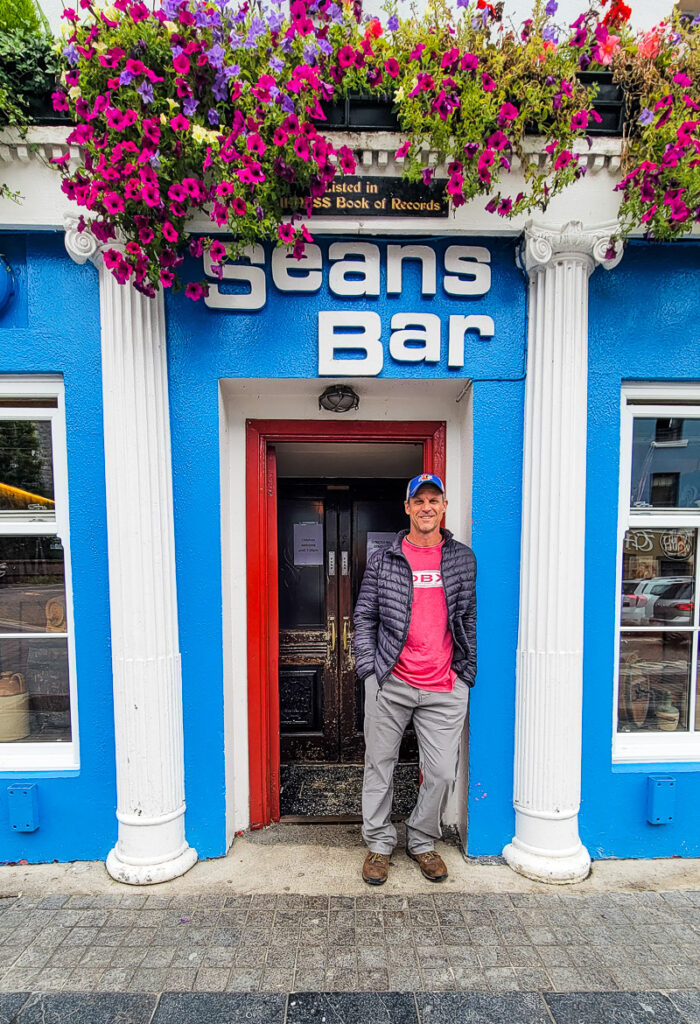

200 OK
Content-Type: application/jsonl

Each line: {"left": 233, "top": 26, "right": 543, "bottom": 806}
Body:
{"left": 521, "top": 219, "right": 624, "bottom": 275}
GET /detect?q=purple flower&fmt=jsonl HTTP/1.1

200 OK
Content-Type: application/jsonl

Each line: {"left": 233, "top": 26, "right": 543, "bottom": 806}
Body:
{"left": 137, "top": 79, "right": 154, "bottom": 104}
{"left": 270, "top": 56, "right": 284, "bottom": 72}
{"left": 543, "top": 25, "right": 558, "bottom": 43}
{"left": 233, "top": 6, "right": 247, "bottom": 23}
{"left": 183, "top": 97, "right": 199, "bottom": 116}
{"left": 119, "top": 69, "right": 135, "bottom": 86}
{"left": 62, "top": 43, "right": 79, "bottom": 65}
{"left": 387, "top": 14, "right": 398, "bottom": 30}
{"left": 207, "top": 43, "right": 226, "bottom": 68}
{"left": 456, "top": 0, "right": 469, "bottom": 7}
{"left": 208, "top": 107, "right": 219, "bottom": 125}
{"left": 422, "top": 167, "right": 434, "bottom": 184}
{"left": 280, "top": 94, "right": 295, "bottom": 113}
{"left": 213, "top": 74, "right": 229, "bottom": 101}
{"left": 638, "top": 107, "right": 654, "bottom": 126}
{"left": 693, "top": 13, "right": 700, "bottom": 24}
{"left": 224, "top": 64, "right": 241, "bottom": 78}
{"left": 303, "top": 43, "right": 318, "bottom": 64}
{"left": 267, "top": 9, "right": 284, "bottom": 31}
{"left": 545, "top": 0, "right": 557, "bottom": 13}
{"left": 162, "top": 0, "right": 178, "bottom": 16}
{"left": 318, "top": 37, "right": 333, "bottom": 55}
{"left": 327, "top": 2, "right": 343, "bottom": 22}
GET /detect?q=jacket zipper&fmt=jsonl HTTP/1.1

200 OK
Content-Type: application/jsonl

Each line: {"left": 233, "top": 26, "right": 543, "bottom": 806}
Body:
{"left": 377, "top": 545, "right": 413, "bottom": 695}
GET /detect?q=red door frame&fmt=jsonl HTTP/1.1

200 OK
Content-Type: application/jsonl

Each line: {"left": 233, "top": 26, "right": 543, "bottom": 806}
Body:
{"left": 245, "top": 419, "right": 447, "bottom": 828}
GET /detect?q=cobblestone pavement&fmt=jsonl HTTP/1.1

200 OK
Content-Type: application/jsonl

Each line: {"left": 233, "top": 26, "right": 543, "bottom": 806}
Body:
{"left": 0, "top": 888, "right": 697, "bottom": 1022}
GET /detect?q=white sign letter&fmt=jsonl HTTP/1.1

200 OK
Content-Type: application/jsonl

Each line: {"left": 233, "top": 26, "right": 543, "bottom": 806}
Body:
{"left": 328, "top": 242, "right": 380, "bottom": 297}
{"left": 443, "top": 246, "right": 491, "bottom": 296}
{"left": 389, "top": 314, "right": 441, "bottom": 364}
{"left": 386, "top": 245, "right": 437, "bottom": 296}
{"left": 271, "top": 243, "right": 322, "bottom": 292}
{"left": 204, "top": 244, "right": 266, "bottom": 311}
{"left": 448, "top": 315, "right": 495, "bottom": 368}
{"left": 318, "top": 311, "right": 383, "bottom": 377}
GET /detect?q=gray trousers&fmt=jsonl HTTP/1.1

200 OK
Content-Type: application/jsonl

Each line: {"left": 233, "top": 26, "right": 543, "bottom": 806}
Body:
{"left": 362, "top": 672, "right": 470, "bottom": 855}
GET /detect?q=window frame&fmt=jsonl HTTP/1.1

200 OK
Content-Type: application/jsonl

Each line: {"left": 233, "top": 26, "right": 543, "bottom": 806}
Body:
{"left": 614, "top": 383, "right": 700, "bottom": 763}
{"left": 0, "top": 376, "right": 79, "bottom": 771}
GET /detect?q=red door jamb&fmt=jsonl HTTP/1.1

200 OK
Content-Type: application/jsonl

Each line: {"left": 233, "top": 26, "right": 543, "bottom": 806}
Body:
{"left": 245, "top": 419, "right": 447, "bottom": 829}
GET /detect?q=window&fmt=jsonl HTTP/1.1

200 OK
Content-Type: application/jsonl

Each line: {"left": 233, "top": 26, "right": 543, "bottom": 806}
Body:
{"left": 0, "top": 378, "right": 78, "bottom": 770}
{"left": 615, "top": 384, "right": 700, "bottom": 762}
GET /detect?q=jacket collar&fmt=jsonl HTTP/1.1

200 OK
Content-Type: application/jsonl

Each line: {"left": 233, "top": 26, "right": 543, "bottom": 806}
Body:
{"left": 389, "top": 527, "right": 453, "bottom": 555}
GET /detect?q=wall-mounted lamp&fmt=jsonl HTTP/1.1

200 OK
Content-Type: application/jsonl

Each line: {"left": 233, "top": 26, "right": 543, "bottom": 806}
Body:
{"left": 318, "top": 384, "right": 360, "bottom": 413}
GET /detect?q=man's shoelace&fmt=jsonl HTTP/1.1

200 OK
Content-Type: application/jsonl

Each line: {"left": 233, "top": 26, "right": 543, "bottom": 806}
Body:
{"left": 368, "top": 852, "right": 388, "bottom": 864}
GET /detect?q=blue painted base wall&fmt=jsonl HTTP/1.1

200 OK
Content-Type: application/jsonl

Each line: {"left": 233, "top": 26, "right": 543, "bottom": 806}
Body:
{"left": 0, "top": 234, "right": 116, "bottom": 863}
{"left": 581, "top": 242, "right": 700, "bottom": 859}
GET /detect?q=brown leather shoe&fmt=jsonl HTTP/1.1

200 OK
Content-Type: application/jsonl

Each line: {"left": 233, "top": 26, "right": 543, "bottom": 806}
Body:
{"left": 362, "top": 851, "right": 390, "bottom": 885}
{"left": 408, "top": 849, "right": 448, "bottom": 882}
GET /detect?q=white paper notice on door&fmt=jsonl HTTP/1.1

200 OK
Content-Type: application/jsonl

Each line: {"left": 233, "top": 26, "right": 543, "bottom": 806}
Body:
{"left": 293, "top": 522, "right": 324, "bottom": 566}
{"left": 366, "top": 532, "right": 397, "bottom": 560}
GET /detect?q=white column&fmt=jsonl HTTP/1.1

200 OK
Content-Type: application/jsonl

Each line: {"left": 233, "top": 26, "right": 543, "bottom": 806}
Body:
{"left": 503, "top": 221, "right": 622, "bottom": 884}
{"left": 65, "top": 218, "right": 197, "bottom": 884}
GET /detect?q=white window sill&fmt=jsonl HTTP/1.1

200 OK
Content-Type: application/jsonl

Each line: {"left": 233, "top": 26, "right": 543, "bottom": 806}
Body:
{"left": 613, "top": 734, "right": 700, "bottom": 764}
{"left": 0, "top": 744, "right": 79, "bottom": 772}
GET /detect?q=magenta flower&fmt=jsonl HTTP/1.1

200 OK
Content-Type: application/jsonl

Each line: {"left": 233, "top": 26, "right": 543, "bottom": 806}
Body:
{"left": 338, "top": 45, "right": 356, "bottom": 68}
{"left": 570, "top": 110, "right": 589, "bottom": 130}
{"left": 488, "top": 130, "right": 508, "bottom": 150}
{"left": 338, "top": 146, "right": 356, "bottom": 174}
{"left": 185, "top": 282, "right": 208, "bottom": 301}
{"left": 673, "top": 72, "right": 692, "bottom": 87}
{"left": 170, "top": 114, "right": 190, "bottom": 132}
{"left": 384, "top": 58, "right": 400, "bottom": 78}
{"left": 460, "top": 52, "right": 479, "bottom": 71}
{"left": 162, "top": 221, "right": 179, "bottom": 243}
{"left": 408, "top": 43, "right": 425, "bottom": 60}
{"left": 173, "top": 53, "right": 190, "bottom": 75}
{"left": 160, "top": 270, "right": 174, "bottom": 288}
{"left": 482, "top": 74, "right": 496, "bottom": 92}
{"left": 554, "top": 150, "right": 574, "bottom": 169}
{"left": 231, "top": 197, "right": 247, "bottom": 216}
{"left": 497, "top": 197, "right": 512, "bottom": 216}
{"left": 293, "top": 136, "right": 311, "bottom": 161}
{"left": 139, "top": 227, "right": 154, "bottom": 244}
{"left": 168, "top": 183, "right": 188, "bottom": 202}
{"left": 103, "top": 192, "right": 124, "bottom": 214}
{"left": 210, "top": 240, "right": 227, "bottom": 263}
{"left": 447, "top": 173, "right": 463, "bottom": 196}
{"left": 498, "top": 102, "right": 519, "bottom": 124}
{"left": 396, "top": 140, "right": 411, "bottom": 159}
{"left": 273, "top": 128, "right": 288, "bottom": 146}
{"left": 247, "top": 134, "right": 267, "bottom": 156}
{"left": 52, "top": 91, "right": 69, "bottom": 112}
{"left": 279, "top": 223, "right": 296, "bottom": 243}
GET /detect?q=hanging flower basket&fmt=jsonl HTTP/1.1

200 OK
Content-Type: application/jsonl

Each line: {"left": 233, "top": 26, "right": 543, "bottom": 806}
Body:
{"left": 324, "top": 93, "right": 400, "bottom": 132}
{"left": 577, "top": 70, "right": 627, "bottom": 136}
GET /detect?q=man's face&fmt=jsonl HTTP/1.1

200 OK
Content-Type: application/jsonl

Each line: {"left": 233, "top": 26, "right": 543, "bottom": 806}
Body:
{"left": 404, "top": 484, "right": 448, "bottom": 535}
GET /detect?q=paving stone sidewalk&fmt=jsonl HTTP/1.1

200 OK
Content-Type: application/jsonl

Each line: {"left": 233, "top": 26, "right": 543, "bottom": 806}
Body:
{"left": 0, "top": 888, "right": 697, "bottom": 1005}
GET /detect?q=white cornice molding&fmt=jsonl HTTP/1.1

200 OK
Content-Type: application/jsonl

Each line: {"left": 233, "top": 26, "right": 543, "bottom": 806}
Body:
{"left": 520, "top": 219, "right": 625, "bottom": 275}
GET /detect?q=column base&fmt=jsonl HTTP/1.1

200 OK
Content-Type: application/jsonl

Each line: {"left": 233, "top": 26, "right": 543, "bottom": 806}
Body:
{"left": 502, "top": 837, "right": 591, "bottom": 885}
{"left": 106, "top": 844, "right": 198, "bottom": 886}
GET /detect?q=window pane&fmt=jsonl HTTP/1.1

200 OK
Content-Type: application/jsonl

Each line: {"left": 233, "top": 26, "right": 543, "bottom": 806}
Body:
{"left": 618, "top": 631, "right": 691, "bottom": 732}
{"left": 0, "top": 637, "right": 70, "bottom": 743}
{"left": 0, "top": 537, "right": 67, "bottom": 634}
{"left": 631, "top": 417, "right": 700, "bottom": 509}
{"left": 0, "top": 420, "right": 55, "bottom": 516}
{"left": 278, "top": 498, "right": 325, "bottom": 629}
{"left": 621, "top": 529, "right": 695, "bottom": 627}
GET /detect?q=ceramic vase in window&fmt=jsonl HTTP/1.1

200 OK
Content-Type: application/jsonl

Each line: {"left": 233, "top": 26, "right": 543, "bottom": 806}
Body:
{"left": 656, "top": 691, "right": 680, "bottom": 732}
{"left": 0, "top": 671, "right": 29, "bottom": 742}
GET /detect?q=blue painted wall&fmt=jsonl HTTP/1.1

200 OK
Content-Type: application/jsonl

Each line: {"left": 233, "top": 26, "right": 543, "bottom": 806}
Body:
{"left": 583, "top": 241, "right": 700, "bottom": 858}
{"left": 166, "top": 236, "right": 527, "bottom": 859}
{"left": 0, "top": 234, "right": 115, "bottom": 862}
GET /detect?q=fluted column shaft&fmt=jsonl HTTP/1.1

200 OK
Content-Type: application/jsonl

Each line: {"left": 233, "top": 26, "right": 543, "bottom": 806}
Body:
{"left": 503, "top": 222, "right": 622, "bottom": 884}
{"left": 65, "top": 221, "right": 197, "bottom": 884}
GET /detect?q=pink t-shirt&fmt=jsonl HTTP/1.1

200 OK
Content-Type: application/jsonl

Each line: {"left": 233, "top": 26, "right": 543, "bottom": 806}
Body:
{"left": 392, "top": 538, "right": 455, "bottom": 692}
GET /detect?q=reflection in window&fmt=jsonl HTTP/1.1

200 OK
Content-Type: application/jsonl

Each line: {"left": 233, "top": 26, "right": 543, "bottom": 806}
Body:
{"left": 0, "top": 537, "right": 67, "bottom": 635}
{"left": 0, "top": 420, "right": 55, "bottom": 514}
{"left": 631, "top": 418, "right": 700, "bottom": 509}
{"left": 618, "top": 632, "right": 691, "bottom": 733}
{"left": 620, "top": 529, "right": 695, "bottom": 628}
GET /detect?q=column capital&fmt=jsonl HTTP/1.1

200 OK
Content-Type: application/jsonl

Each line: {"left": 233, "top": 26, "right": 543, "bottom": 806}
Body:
{"left": 64, "top": 215, "right": 125, "bottom": 267}
{"left": 520, "top": 220, "right": 624, "bottom": 276}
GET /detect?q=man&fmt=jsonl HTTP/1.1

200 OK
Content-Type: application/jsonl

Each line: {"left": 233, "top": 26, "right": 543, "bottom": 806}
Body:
{"left": 353, "top": 473, "right": 476, "bottom": 885}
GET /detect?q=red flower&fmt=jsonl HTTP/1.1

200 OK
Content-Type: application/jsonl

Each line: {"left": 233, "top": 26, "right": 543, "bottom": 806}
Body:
{"left": 365, "top": 17, "right": 383, "bottom": 39}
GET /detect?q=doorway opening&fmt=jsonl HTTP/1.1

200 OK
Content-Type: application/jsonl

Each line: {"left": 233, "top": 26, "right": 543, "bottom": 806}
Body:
{"left": 246, "top": 420, "right": 446, "bottom": 828}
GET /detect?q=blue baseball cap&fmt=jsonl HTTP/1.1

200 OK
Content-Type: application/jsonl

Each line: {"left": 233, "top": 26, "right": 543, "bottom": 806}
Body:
{"left": 406, "top": 473, "right": 445, "bottom": 499}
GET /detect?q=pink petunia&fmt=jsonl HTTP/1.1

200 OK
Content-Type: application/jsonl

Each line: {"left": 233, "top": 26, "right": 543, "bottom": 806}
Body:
{"left": 498, "top": 102, "right": 519, "bottom": 124}
{"left": 279, "top": 223, "right": 296, "bottom": 243}
{"left": 338, "top": 45, "right": 356, "bottom": 68}
{"left": 185, "top": 282, "right": 208, "bottom": 301}
{"left": 384, "top": 58, "right": 400, "bottom": 78}
{"left": 170, "top": 114, "right": 190, "bottom": 132}
{"left": 673, "top": 72, "right": 692, "bottom": 87}
{"left": 554, "top": 150, "right": 574, "bottom": 169}
{"left": 209, "top": 240, "right": 227, "bottom": 263}
{"left": 173, "top": 53, "right": 190, "bottom": 75}
{"left": 231, "top": 197, "right": 246, "bottom": 216}
{"left": 103, "top": 192, "right": 125, "bottom": 215}
{"left": 570, "top": 110, "right": 589, "bottom": 130}
{"left": 162, "top": 221, "right": 179, "bottom": 242}
{"left": 482, "top": 74, "right": 496, "bottom": 92}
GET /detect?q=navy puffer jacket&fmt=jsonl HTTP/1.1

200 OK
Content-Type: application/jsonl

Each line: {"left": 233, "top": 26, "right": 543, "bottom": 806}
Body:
{"left": 353, "top": 529, "right": 477, "bottom": 687}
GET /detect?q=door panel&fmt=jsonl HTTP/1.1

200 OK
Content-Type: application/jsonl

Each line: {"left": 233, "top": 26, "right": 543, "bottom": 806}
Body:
{"left": 278, "top": 491, "right": 338, "bottom": 761}
{"left": 279, "top": 479, "right": 418, "bottom": 767}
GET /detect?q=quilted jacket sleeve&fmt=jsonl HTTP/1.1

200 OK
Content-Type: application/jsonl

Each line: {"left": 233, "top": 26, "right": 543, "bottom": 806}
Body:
{"left": 353, "top": 551, "right": 380, "bottom": 681}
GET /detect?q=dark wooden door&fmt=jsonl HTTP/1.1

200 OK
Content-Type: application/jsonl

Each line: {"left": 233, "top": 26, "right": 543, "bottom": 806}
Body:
{"left": 278, "top": 479, "right": 417, "bottom": 766}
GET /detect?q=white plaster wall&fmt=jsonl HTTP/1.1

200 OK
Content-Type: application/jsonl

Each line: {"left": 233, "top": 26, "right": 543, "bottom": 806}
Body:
{"left": 219, "top": 378, "right": 473, "bottom": 838}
